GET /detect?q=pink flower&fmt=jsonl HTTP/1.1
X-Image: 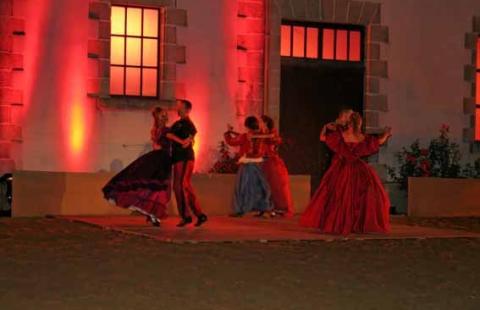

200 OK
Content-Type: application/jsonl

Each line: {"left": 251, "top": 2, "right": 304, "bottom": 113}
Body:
{"left": 440, "top": 124, "right": 450, "bottom": 134}
{"left": 420, "top": 160, "right": 431, "bottom": 176}
{"left": 406, "top": 154, "right": 417, "bottom": 164}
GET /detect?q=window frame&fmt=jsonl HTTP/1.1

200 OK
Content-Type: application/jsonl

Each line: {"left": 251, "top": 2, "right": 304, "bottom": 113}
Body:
{"left": 280, "top": 20, "right": 365, "bottom": 64}
{"left": 110, "top": 4, "right": 161, "bottom": 99}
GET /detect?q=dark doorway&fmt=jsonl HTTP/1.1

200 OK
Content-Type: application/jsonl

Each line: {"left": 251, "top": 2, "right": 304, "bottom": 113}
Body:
{"left": 278, "top": 22, "right": 365, "bottom": 193}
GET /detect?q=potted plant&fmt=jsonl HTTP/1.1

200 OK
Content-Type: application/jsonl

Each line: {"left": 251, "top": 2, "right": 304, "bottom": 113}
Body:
{"left": 388, "top": 125, "right": 480, "bottom": 217}
{"left": 209, "top": 141, "right": 239, "bottom": 174}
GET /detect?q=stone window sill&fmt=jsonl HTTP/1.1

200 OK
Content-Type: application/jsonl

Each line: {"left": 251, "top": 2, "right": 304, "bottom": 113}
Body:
{"left": 91, "top": 95, "right": 175, "bottom": 110}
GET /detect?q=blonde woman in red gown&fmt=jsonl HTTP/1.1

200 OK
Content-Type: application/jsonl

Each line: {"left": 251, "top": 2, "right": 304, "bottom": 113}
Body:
{"left": 300, "top": 112, "right": 392, "bottom": 235}
{"left": 259, "top": 115, "right": 294, "bottom": 217}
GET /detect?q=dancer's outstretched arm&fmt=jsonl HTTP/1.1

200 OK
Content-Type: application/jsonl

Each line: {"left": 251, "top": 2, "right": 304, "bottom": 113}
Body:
{"left": 378, "top": 127, "right": 392, "bottom": 145}
{"left": 224, "top": 130, "right": 244, "bottom": 146}
{"left": 251, "top": 134, "right": 275, "bottom": 139}
{"left": 320, "top": 122, "right": 337, "bottom": 142}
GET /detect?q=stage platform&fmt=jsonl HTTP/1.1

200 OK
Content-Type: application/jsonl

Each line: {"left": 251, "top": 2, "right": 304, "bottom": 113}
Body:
{"left": 61, "top": 215, "right": 480, "bottom": 243}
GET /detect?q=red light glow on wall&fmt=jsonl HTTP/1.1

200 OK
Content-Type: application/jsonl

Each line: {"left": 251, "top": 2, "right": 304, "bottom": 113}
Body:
{"left": 69, "top": 102, "right": 86, "bottom": 155}
{"left": 61, "top": 39, "right": 95, "bottom": 171}
{"left": 110, "top": 6, "right": 159, "bottom": 97}
{"left": 23, "top": 0, "right": 96, "bottom": 171}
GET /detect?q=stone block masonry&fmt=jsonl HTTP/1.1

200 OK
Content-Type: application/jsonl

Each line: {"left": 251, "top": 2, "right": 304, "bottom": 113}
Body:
{"left": 236, "top": 0, "right": 267, "bottom": 125}
{"left": 0, "top": 0, "right": 24, "bottom": 173}
{"left": 463, "top": 16, "right": 480, "bottom": 152}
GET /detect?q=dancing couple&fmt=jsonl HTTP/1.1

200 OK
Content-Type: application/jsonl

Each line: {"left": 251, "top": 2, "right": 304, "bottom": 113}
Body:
{"left": 102, "top": 99, "right": 207, "bottom": 227}
{"left": 224, "top": 115, "right": 293, "bottom": 218}
{"left": 300, "top": 109, "right": 393, "bottom": 235}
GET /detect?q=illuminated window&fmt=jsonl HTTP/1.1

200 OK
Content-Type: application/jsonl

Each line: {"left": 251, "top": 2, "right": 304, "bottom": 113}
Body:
{"left": 292, "top": 26, "right": 305, "bottom": 57}
{"left": 322, "top": 28, "right": 362, "bottom": 62}
{"left": 349, "top": 31, "right": 361, "bottom": 61}
{"left": 280, "top": 25, "right": 291, "bottom": 56}
{"left": 110, "top": 6, "right": 159, "bottom": 97}
{"left": 281, "top": 22, "right": 363, "bottom": 63}
{"left": 322, "top": 29, "right": 334, "bottom": 60}
{"left": 476, "top": 37, "right": 480, "bottom": 140}
{"left": 306, "top": 27, "right": 319, "bottom": 59}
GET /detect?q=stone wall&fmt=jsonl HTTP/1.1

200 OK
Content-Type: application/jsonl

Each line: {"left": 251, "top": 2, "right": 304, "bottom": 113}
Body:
{"left": 236, "top": 0, "right": 266, "bottom": 123}
{"left": 0, "top": 0, "right": 24, "bottom": 174}
{"left": 464, "top": 16, "right": 480, "bottom": 152}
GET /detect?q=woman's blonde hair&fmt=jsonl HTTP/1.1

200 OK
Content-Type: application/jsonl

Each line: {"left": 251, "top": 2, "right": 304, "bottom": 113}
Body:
{"left": 349, "top": 112, "right": 363, "bottom": 133}
{"left": 339, "top": 108, "right": 353, "bottom": 116}
{"left": 152, "top": 106, "right": 164, "bottom": 128}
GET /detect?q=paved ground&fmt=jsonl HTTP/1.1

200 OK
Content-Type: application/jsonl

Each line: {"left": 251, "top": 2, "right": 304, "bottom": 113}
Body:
{"left": 1, "top": 217, "right": 480, "bottom": 310}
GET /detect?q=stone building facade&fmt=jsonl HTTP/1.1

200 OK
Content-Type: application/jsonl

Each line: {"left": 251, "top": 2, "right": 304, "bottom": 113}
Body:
{"left": 1, "top": 0, "right": 480, "bottom": 176}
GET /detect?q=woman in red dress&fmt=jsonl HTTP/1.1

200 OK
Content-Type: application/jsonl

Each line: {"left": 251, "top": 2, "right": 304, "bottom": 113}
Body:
{"left": 300, "top": 112, "right": 392, "bottom": 235}
{"left": 259, "top": 115, "right": 294, "bottom": 217}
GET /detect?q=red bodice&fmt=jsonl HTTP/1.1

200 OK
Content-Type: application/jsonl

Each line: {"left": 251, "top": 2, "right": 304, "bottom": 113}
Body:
{"left": 263, "top": 129, "right": 282, "bottom": 157}
{"left": 325, "top": 130, "right": 380, "bottom": 162}
{"left": 224, "top": 132, "right": 264, "bottom": 158}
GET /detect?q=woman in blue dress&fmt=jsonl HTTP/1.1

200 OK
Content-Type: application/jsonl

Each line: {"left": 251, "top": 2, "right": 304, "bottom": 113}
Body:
{"left": 224, "top": 116, "right": 272, "bottom": 216}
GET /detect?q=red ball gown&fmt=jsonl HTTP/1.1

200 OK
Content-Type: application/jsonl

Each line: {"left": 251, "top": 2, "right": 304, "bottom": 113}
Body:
{"left": 300, "top": 130, "right": 390, "bottom": 235}
{"left": 261, "top": 130, "right": 294, "bottom": 216}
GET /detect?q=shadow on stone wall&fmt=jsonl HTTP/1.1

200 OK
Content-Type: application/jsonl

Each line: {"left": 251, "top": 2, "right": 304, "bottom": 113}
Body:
{"left": 109, "top": 159, "right": 124, "bottom": 173}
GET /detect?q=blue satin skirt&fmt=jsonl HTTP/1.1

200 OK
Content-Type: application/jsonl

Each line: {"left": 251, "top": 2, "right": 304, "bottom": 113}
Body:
{"left": 232, "top": 163, "right": 272, "bottom": 214}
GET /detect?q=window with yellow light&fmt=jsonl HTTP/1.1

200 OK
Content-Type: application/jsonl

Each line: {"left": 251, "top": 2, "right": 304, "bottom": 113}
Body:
{"left": 110, "top": 6, "right": 160, "bottom": 97}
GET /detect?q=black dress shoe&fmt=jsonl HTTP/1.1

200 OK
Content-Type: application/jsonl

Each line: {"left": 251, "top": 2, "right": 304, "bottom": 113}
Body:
{"left": 176, "top": 217, "right": 193, "bottom": 227}
{"left": 195, "top": 214, "right": 208, "bottom": 227}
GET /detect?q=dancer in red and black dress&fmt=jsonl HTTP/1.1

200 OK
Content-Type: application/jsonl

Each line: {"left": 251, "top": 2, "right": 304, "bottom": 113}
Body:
{"left": 259, "top": 115, "right": 293, "bottom": 217}
{"left": 300, "top": 112, "right": 392, "bottom": 235}
{"left": 102, "top": 107, "right": 172, "bottom": 227}
{"left": 167, "top": 99, "right": 207, "bottom": 227}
